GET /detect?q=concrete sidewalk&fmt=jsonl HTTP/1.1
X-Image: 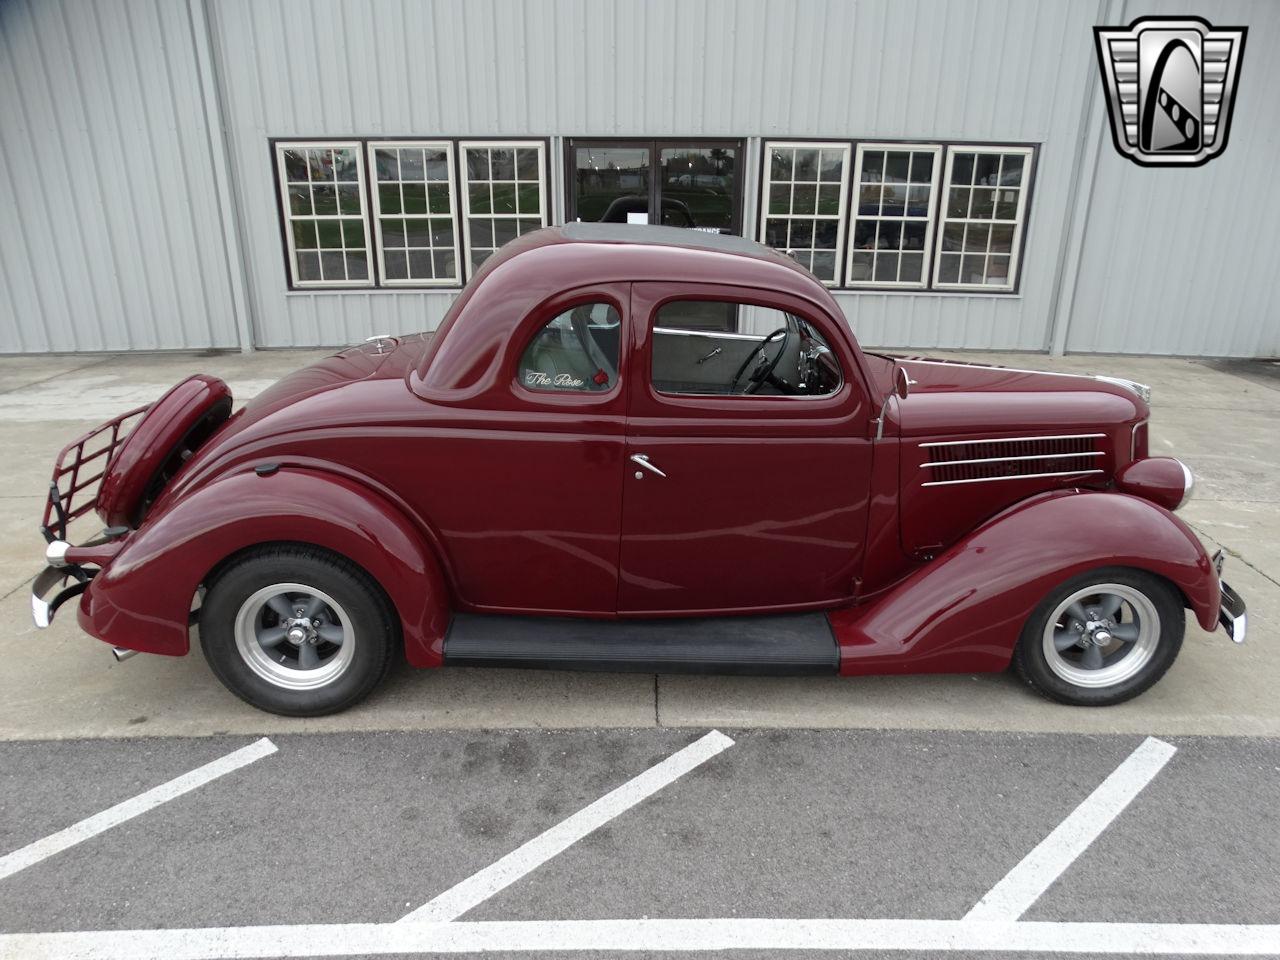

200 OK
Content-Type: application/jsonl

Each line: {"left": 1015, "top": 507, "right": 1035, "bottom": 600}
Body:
{"left": 0, "top": 348, "right": 1275, "bottom": 740}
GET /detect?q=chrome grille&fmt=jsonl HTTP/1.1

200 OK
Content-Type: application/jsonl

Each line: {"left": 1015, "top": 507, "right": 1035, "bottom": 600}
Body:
{"left": 921, "top": 434, "right": 1105, "bottom": 487}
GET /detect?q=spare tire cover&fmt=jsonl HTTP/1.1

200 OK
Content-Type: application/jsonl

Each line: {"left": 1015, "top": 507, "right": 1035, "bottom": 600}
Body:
{"left": 97, "top": 374, "right": 233, "bottom": 528}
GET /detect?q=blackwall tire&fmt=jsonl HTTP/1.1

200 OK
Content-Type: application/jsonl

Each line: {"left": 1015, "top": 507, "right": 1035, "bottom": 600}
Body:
{"left": 1013, "top": 567, "right": 1184, "bottom": 707}
{"left": 199, "top": 546, "right": 397, "bottom": 717}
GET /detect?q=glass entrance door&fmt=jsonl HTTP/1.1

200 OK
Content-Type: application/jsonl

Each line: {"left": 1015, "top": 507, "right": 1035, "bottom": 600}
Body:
{"left": 568, "top": 139, "right": 742, "bottom": 235}
{"left": 571, "top": 145, "right": 651, "bottom": 225}
{"left": 658, "top": 146, "right": 737, "bottom": 233}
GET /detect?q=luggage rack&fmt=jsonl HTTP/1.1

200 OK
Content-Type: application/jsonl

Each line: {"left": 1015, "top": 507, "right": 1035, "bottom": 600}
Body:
{"left": 41, "top": 404, "right": 149, "bottom": 543}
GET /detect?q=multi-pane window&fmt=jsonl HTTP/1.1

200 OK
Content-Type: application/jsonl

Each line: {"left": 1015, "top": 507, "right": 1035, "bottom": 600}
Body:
{"left": 848, "top": 144, "right": 942, "bottom": 288}
{"left": 759, "top": 142, "right": 850, "bottom": 285}
{"left": 759, "top": 140, "right": 1035, "bottom": 291}
{"left": 276, "top": 142, "right": 372, "bottom": 287}
{"left": 933, "top": 146, "right": 1033, "bottom": 291}
{"left": 368, "top": 141, "right": 459, "bottom": 286}
{"left": 461, "top": 140, "right": 547, "bottom": 272}
{"left": 274, "top": 137, "right": 550, "bottom": 289}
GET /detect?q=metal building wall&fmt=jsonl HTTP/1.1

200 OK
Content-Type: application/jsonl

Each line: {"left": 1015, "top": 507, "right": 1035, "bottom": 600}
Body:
{"left": 210, "top": 0, "right": 1105, "bottom": 352}
{"left": 5, "top": 0, "right": 1273, "bottom": 357}
{"left": 1065, "top": 0, "right": 1280, "bottom": 358}
{"left": 0, "top": 0, "right": 242, "bottom": 353}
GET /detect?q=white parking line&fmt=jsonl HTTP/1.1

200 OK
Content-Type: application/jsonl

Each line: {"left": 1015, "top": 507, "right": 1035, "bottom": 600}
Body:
{"left": 398, "top": 729, "right": 735, "bottom": 923}
{"left": 3, "top": 918, "right": 1280, "bottom": 959}
{"left": 965, "top": 736, "right": 1177, "bottom": 922}
{"left": 0, "top": 737, "right": 277, "bottom": 882}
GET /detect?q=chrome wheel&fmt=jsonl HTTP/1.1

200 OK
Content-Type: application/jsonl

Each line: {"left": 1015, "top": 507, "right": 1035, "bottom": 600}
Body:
{"left": 233, "top": 582, "right": 354, "bottom": 691}
{"left": 1042, "top": 583, "right": 1160, "bottom": 689}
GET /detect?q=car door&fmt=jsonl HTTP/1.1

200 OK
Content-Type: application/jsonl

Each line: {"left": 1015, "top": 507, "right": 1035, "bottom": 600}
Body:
{"left": 618, "top": 282, "right": 874, "bottom": 615}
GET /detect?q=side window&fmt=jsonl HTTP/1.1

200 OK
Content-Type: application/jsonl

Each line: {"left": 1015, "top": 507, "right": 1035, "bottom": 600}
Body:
{"left": 518, "top": 303, "right": 621, "bottom": 393}
{"left": 652, "top": 300, "right": 843, "bottom": 398}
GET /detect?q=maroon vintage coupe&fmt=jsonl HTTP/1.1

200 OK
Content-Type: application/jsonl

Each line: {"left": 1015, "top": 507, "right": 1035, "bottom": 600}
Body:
{"left": 33, "top": 224, "right": 1246, "bottom": 716}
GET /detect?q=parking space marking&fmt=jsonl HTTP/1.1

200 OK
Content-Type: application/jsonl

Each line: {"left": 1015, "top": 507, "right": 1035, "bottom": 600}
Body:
{"left": 398, "top": 729, "right": 735, "bottom": 924}
{"left": 4, "top": 918, "right": 1280, "bottom": 958}
{"left": 965, "top": 736, "right": 1177, "bottom": 922}
{"left": 0, "top": 737, "right": 277, "bottom": 883}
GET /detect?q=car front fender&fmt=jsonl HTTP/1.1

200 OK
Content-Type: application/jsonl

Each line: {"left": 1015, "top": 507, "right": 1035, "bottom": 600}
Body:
{"left": 78, "top": 467, "right": 450, "bottom": 667}
{"left": 831, "top": 489, "right": 1219, "bottom": 675}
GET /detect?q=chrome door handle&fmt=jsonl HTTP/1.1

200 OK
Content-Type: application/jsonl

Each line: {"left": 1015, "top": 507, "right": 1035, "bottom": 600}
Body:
{"left": 629, "top": 454, "right": 667, "bottom": 478}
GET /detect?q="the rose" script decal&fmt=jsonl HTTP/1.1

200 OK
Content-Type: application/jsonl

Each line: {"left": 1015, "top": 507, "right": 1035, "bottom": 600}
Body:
{"left": 525, "top": 371, "right": 586, "bottom": 388}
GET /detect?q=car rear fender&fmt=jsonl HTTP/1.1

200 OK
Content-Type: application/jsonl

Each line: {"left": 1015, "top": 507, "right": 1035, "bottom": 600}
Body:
{"left": 831, "top": 489, "right": 1219, "bottom": 675}
{"left": 78, "top": 467, "right": 450, "bottom": 667}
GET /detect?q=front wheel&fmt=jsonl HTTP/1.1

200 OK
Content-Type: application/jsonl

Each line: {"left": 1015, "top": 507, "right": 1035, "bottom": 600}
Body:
{"left": 199, "top": 546, "right": 397, "bottom": 716}
{"left": 1013, "top": 568, "right": 1184, "bottom": 706}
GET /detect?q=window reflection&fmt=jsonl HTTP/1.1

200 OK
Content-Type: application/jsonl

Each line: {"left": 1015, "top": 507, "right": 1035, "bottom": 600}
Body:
{"left": 571, "top": 141, "right": 739, "bottom": 234}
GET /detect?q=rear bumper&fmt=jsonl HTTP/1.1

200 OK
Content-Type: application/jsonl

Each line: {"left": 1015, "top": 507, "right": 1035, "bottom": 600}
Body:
{"left": 1213, "top": 550, "right": 1247, "bottom": 644}
{"left": 31, "top": 533, "right": 126, "bottom": 629}
{"left": 31, "top": 563, "right": 90, "bottom": 629}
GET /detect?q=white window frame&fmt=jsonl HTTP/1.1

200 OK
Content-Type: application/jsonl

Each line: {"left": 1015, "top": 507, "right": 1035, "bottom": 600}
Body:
{"left": 847, "top": 143, "right": 943, "bottom": 289}
{"left": 366, "top": 140, "right": 461, "bottom": 287}
{"left": 932, "top": 145, "right": 1034, "bottom": 292}
{"left": 459, "top": 139, "right": 549, "bottom": 279}
{"left": 758, "top": 141, "right": 851, "bottom": 288}
{"left": 275, "top": 140, "right": 373, "bottom": 289}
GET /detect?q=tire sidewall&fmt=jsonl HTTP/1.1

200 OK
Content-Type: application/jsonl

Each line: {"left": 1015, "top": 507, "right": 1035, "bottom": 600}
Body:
{"left": 1015, "top": 567, "right": 1184, "bottom": 706}
{"left": 200, "top": 549, "right": 395, "bottom": 716}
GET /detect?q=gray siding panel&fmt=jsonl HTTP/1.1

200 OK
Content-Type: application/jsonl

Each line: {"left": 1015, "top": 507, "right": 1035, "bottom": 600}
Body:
{"left": 1067, "top": 0, "right": 1280, "bottom": 358}
{"left": 0, "top": 0, "right": 239, "bottom": 353}
{"left": 213, "top": 0, "right": 1102, "bottom": 351}
{"left": 3, "top": 0, "right": 1274, "bottom": 356}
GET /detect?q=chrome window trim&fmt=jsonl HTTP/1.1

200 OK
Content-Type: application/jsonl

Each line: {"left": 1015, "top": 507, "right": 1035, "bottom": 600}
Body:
{"left": 919, "top": 433, "right": 1106, "bottom": 448}
{"left": 922, "top": 468, "right": 1105, "bottom": 488}
{"left": 652, "top": 326, "right": 767, "bottom": 342}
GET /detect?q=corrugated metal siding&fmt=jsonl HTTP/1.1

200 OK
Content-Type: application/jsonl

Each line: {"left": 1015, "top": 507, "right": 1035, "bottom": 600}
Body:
{"left": 0, "top": 0, "right": 240, "bottom": 353}
{"left": 1067, "top": 0, "right": 1280, "bottom": 357}
{"left": 211, "top": 0, "right": 1104, "bottom": 351}
{"left": 4, "top": 0, "right": 1274, "bottom": 356}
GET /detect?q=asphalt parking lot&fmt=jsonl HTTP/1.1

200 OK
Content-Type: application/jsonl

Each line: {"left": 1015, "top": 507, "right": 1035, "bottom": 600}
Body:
{"left": 0, "top": 348, "right": 1277, "bottom": 958}
{"left": 1, "top": 729, "right": 1278, "bottom": 958}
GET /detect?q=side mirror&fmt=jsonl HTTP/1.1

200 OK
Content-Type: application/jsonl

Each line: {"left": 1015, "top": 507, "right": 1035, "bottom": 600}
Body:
{"left": 895, "top": 365, "right": 916, "bottom": 400}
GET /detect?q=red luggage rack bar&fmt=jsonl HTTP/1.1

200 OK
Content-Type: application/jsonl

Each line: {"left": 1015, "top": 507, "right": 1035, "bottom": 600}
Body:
{"left": 41, "top": 404, "right": 150, "bottom": 543}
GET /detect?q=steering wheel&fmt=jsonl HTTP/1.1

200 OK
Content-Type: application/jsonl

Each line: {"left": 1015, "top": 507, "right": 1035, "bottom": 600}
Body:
{"left": 729, "top": 327, "right": 791, "bottom": 395}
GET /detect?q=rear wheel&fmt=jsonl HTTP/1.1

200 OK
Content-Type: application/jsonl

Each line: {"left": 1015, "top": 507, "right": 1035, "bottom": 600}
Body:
{"left": 1013, "top": 568, "right": 1184, "bottom": 706}
{"left": 199, "top": 546, "right": 396, "bottom": 716}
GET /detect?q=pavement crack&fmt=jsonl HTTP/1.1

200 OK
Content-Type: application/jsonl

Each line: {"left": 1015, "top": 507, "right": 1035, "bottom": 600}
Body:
{"left": 1184, "top": 518, "right": 1280, "bottom": 591}
{"left": 653, "top": 674, "right": 661, "bottom": 727}
{"left": 0, "top": 574, "right": 36, "bottom": 603}
{"left": 0, "top": 354, "right": 120, "bottom": 397}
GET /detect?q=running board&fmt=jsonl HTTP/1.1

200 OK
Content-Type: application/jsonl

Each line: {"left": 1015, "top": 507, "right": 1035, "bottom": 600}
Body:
{"left": 444, "top": 612, "right": 837, "bottom": 675}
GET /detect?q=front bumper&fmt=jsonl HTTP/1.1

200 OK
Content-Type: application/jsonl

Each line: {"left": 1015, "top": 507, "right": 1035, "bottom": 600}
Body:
{"left": 1213, "top": 550, "right": 1247, "bottom": 644}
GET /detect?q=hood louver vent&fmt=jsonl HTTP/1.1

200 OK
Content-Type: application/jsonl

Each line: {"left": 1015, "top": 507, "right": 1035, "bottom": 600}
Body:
{"left": 921, "top": 434, "right": 1105, "bottom": 487}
